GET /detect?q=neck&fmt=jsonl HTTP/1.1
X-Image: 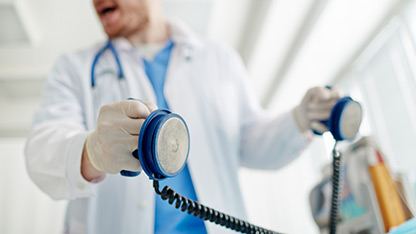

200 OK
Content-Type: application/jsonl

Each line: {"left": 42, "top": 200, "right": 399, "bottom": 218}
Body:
{"left": 126, "top": 3, "right": 169, "bottom": 44}
{"left": 127, "top": 20, "right": 169, "bottom": 44}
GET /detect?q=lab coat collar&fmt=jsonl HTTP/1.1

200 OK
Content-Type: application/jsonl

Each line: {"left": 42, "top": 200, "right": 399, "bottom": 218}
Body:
{"left": 109, "top": 18, "right": 202, "bottom": 53}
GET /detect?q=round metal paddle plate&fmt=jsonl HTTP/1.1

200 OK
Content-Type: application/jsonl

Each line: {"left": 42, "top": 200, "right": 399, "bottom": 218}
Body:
{"left": 156, "top": 117, "right": 189, "bottom": 175}
{"left": 340, "top": 101, "right": 362, "bottom": 140}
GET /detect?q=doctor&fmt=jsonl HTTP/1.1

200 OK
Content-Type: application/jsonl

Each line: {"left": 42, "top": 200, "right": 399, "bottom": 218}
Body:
{"left": 25, "top": 0, "right": 340, "bottom": 233}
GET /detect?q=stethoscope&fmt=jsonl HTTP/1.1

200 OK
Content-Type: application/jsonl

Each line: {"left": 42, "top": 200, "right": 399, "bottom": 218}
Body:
{"left": 89, "top": 39, "right": 194, "bottom": 112}
{"left": 91, "top": 40, "right": 124, "bottom": 88}
{"left": 90, "top": 39, "right": 193, "bottom": 89}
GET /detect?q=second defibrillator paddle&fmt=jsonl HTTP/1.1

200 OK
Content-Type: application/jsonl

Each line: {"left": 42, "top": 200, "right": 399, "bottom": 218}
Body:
{"left": 317, "top": 94, "right": 363, "bottom": 234}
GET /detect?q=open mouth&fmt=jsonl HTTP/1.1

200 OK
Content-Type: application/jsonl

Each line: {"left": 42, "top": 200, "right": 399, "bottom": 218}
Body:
{"left": 96, "top": 2, "right": 119, "bottom": 18}
{"left": 95, "top": 1, "right": 121, "bottom": 28}
{"left": 101, "top": 6, "right": 117, "bottom": 16}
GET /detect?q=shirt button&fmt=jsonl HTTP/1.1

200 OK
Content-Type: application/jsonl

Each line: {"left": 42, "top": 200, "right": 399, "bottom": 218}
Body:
{"left": 139, "top": 201, "right": 148, "bottom": 210}
{"left": 77, "top": 182, "right": 85, "bottom": 190}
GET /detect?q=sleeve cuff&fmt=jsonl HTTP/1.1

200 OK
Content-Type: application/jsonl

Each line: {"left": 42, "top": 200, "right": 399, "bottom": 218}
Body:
{"left": 66, "top": 131, "right": 97, "bottom": 198}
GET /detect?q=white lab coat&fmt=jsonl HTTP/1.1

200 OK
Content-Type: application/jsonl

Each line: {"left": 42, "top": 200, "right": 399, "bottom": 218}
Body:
{"left": 25, "top": 19, "right": 310, "bottom": 234}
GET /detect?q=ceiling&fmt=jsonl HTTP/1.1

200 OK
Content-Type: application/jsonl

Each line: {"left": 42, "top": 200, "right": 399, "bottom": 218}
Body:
{"left": 0, "top": 0, "right": 401, "bottom": 137}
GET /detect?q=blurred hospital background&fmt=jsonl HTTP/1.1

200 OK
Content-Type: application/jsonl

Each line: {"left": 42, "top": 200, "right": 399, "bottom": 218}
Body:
{"left": 1, "top": 0, "right": 416, "bottom": 233}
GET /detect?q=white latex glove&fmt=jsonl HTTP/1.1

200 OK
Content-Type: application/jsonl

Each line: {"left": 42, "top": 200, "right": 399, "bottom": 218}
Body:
{"left": 85, "top": 100, "right": 158, "bottom": 174}
{"left": 293, "top": 87, "right": 341, "bottom": 134}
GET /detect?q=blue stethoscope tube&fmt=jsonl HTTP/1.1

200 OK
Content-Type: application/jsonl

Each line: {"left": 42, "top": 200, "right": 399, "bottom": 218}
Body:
{"left": 91, "top": 40, "right": 124, "bottom": 88}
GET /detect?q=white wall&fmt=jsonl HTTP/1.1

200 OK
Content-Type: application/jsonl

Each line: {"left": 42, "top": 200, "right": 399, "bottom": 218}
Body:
{"left": 337, "top": 12, "right": 416, "bottom": 202}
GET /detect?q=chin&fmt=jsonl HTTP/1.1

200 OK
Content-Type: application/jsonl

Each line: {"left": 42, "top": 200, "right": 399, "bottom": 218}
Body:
{"left": 103, "top": 18, "right": 149, "bottom": 39}
{"left": 105, "top": 31, "right": 120, "bottom": 38}
{"left": 103, "top": 26, "right": 123, "bottom": 38}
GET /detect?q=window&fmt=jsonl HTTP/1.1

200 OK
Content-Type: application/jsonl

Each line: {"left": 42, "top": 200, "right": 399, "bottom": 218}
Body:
{"left": 336, "top": 15, "right": 416, "bottom": 203}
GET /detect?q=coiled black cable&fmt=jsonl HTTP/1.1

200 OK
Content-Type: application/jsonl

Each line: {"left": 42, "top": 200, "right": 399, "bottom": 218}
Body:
{"left": 329, "top": 142, "right": 342, "bottom": 234}
{"left": 153, "top": 180, "right": 281, "bottom": 234}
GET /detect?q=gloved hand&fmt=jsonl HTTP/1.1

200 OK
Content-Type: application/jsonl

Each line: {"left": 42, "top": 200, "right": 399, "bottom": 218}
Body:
{"left": 85, "top": 100, "right": 157, "bottom": 174}
{"left": 293, "top": 87, "right": 341, "bottom": 134}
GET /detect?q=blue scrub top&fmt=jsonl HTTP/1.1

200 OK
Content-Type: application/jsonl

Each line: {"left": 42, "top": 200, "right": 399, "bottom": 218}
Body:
{"left": 142, "top": 39, "right": 207, "bottom": 234}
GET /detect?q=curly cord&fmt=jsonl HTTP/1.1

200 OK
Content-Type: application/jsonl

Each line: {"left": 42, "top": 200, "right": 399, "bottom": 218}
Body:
{"left": 153, "top": 181, "right": 281, "bottom": 234}
{"left": 329, "top": 141, "right": 342, "bottom": 234}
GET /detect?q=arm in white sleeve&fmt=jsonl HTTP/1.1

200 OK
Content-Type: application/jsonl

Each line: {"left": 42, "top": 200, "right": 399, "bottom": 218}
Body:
{"left": 25, "top": 55, "right": 95, "bottom": 200}
{"left": 222, "top": 47, "right": 311, "bottom": 170}
{"left": 240, "top": 110, "right": 311, "bottom": 170}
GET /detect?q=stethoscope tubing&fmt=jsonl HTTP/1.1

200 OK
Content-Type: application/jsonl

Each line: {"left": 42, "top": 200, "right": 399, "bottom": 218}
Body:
{"left": 91, "top": 40, "right": 124, "bottom": 88}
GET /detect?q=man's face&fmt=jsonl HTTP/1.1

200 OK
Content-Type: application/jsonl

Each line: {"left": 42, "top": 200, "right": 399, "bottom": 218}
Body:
{"left": 93, "top": 0, "right": 150, "bottom": 38}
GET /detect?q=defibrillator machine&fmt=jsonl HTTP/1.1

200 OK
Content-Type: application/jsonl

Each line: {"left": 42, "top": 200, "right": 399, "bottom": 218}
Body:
{"left": 121, "top": 95, "right": 363, "bottom": 234}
